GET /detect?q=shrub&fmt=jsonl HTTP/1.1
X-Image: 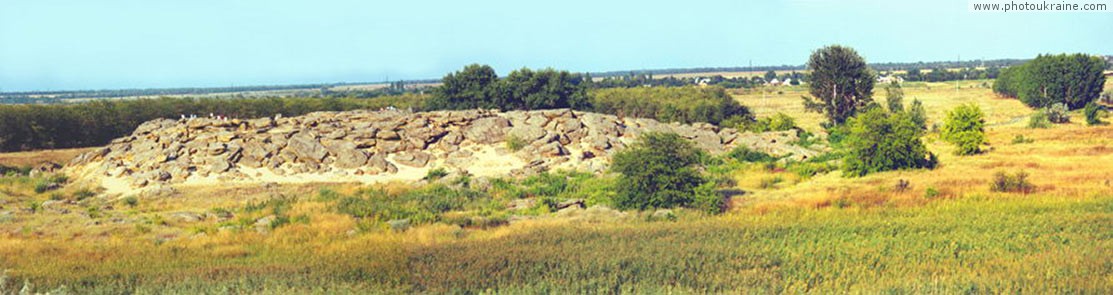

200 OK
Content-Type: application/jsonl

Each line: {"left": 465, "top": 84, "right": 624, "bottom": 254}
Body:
{"left": 1046, "top": 103, "right": 1070, "bottom": 123}
{"left": 941, "top": 104, "right": 986, "bottom": 155}
{"left": 33, "top": 181, "right": 55, "bottom": 194}
{"left": 123, "top": 196, "right": 139, "bottom": 207}
{"left": 690, "top": 182, "right": 724, "bottom": 214}
{"left": 1027, "top": 111, "right": 1051, "bottom": 129}
{"left": 1011, "top": 135, "right": 1034, "bottom": 144}
{"left": 990, "top": 171, "right": 1035, "bottom": 193}
{"left": 743, "top": 112, "right": 797, "bottom": 132}
{"left": 611, "top": 132, "right": 708, "bottom": 211}
{"left": 1083, "top": 102, "right": 1104, "bottom": 125}
{"left": 505, "top": 135, "right": 526, "bottom": 151}
{"left": 72, "top": 189, "right": 96, "bottom": 201}
{"left": 924, "top": 187, "right": 940, "bottom": 198}
{"left": 423, "top": 168, "right": 449, "bottom": 181}
{"left": 759, "top": 176, "right": 783, "bottom": 189}
{"left": 841, "top": 108, "right": 937, "bottom": 176}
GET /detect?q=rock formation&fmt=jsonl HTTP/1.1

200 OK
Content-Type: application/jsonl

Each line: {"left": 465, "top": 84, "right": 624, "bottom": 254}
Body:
{"left": 68, "top": 109, "right": 820, "bottom": 192}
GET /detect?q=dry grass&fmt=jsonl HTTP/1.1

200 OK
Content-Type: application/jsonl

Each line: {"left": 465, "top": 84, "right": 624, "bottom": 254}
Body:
{"left": 0, "top": 148, "right": 92, "bottom": 167}
{"left": 0, "top": 78, "right": 1110, "bottom": 293}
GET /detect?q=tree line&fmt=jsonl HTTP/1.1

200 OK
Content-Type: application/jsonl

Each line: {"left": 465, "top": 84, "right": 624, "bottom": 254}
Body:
{"left": 427, "top": 64, "right": 752, "bottom": 126}
{"left": 993, "top": 53, "right": 1106, "bottom": 109}
{"left": 0, "top": 95, "right": 424, "bottom": 152}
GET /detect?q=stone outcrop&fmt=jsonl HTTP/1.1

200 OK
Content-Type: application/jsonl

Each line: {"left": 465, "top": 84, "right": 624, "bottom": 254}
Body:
{"left": 69, "top": 109, "right": 821, "bottom": 190}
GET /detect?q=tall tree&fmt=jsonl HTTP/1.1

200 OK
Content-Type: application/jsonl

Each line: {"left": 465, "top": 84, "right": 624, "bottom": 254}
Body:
{"left": 801, "top": 45, "right": 876, "bottom": 125}
{"left": 884, "top": 81, "right": 904, "bottom": 113}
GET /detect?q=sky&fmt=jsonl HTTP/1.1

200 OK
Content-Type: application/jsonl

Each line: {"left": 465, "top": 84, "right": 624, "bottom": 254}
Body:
{"left": 0, "top": 0, "right": 1110, "bottom": 92}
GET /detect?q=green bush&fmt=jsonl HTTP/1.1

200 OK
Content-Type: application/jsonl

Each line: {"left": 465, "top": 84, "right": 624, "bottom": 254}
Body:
{"left": 941, "top": 104, "right": 986, "bottom": 155}
{"left": 589, "top": 86, "right": 752, "bottom": 125}
{"left": 1027, "top": 111, "right": 1051, "bottom": 129}
{"left": 989, "top": 171, "right": 1034, "bottom": 193}
{"left": 1046, "top": 103, "right": 1070, "bottom": 123}
{"left": 423, "top": 168, "right": 449, "bottom": 181}
{"left": 611, "top": 132, "right": 709, "bottom": 211}
{"left": 841, "top": 108, "right": 937, "bottom": 176}
{"left": 123, "top": 196, "right": 139, "bottom": 207}
{"left": 742, "top": 112, "right": 797, "bottom": 132}
{"left": 690, "top": 182, "right": 724, "bottom": 214}
{"left": 505, "top": 135, "right": 526, "bottom": 151}
{"left": 1083, "top": 102, "right": 1104, "bottom": 125}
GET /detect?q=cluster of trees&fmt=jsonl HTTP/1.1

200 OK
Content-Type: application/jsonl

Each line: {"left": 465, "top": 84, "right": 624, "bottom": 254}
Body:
{"left": 0, "top": 95, "right": 424, "bottom": 152}
{"left": 993, "top": 53, "right": 1107, "bottom": 109}
{"left": 425, "top": 64, "right": 590, "bottom": 111}
{"left": 427, "top": 64, "right": 753, "bottom": 126}
{"left": 801, "top": 45, "right": 936, "bottom": 176}
{"left": 588, "top": 86, "right": 752, "bottom": 125}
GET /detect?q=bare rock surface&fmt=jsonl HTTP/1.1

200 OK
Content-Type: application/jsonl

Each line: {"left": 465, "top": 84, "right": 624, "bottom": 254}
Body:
{"left": 68, "top": 109, "right": 821, "bottom": 194}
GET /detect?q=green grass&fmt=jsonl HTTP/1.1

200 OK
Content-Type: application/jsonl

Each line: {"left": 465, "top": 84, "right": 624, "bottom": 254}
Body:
{"left": 2, "top": 194, "right": 1108, "bottom": 294}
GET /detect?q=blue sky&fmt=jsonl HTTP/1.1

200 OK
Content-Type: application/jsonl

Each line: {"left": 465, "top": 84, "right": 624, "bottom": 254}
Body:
{"left": 0, "top": 0, "right": 1109, "bottom": 91}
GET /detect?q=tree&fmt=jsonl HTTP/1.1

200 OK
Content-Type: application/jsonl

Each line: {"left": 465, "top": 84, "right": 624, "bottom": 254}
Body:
{"left": 427, "top": 64, "right": 500, "bottom": 110}
{"left": 801, "top": 45, "right": 876, "bottom": 126}
{"left": 842, "top": 107, "right": 936, "bottom": 176}
{"left": 611, "top": 132, "right": 707, "bottom": 210}
{"left": 941, "top": 104, "right": 986, "bottom": 155}
{"left": 764, "top": 70, "right": 777, "bottom": 81}
{"left": 884, "top": 81, "right": 904, "bottom": 113}
{"left": 908, "top": 99, "right": 927, "bottom": 129}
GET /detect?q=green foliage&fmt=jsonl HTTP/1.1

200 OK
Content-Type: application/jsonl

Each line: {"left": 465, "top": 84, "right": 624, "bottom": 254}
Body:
{"left": 726, "top": 146, "right": 776, "bottom": 163}
{"left": 1083, "top": 102, "right": 1104, "bottom": 125}
{"left": 1011, "top": 135, "right": 1034, "bottom": 144}
{"left": 505, "top": 135, "right": 526, "bottom": 151}
{"left": 884, "top": 81, "right": 905, "bottom": 113}
{"left": 611, "top": 132, "right": 708, "bottom": 210}
{"left": 941, "top": 104, "right": 986, "bottom": 155}
{"left": 690, "top": 182, "right": 724, "bottom": 214}
{"left": 72, "top": 188, "right": 96, "bottom": 201}
{"left": 742, "top": 112, "right": 797, "bottom": 132}
{"left": 589, "top": 86, "right": 752, "bottom": 125}
{"left": 759, "top": 176, "right": 784, "bottom": 189}
{"left": 990, "top": 171, "right": 1035, "bottom": 193}
{"left": 908, "top": 99, "right": 927, "bottom": 129}
{"left": 801, "top": 45, "right": 876, "bottom": 125}
{"left": 1046, "top": 103, "right": 1070, "bottom": 123}
{"left": 841, "top": 108, "right": 937, "bottom": 176}
{"left": 426, "top": 64, "right": 590, "bottom": 111}
{"left": 1027, "top": 111, "right": 1052, "bottom": 128}
{"left": 423, "top": 168, "right": 449, "bottom": 181}
{"left": 32, "top": 181, "right": 53, "bottom": 194}
{"left": 122, "top": 196, "right": 139, "bottom": 207}
{"left": 336, "top": 185, "right": 485, "bottom": 225}
{"left": 924, "top": 187, "right": 940, "bottom": 199}
{"left": 0, "top": 95, "right": 422, "bottom": 152}
{"left": 993, "top": 54, "right": 1106, "bottom": 109}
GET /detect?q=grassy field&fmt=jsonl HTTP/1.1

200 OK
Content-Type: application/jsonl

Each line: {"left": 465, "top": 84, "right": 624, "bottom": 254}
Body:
{"left": 0, "top": 79, "right": 1111, "bottom": 293}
